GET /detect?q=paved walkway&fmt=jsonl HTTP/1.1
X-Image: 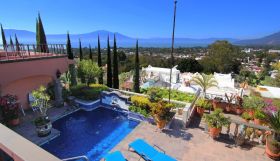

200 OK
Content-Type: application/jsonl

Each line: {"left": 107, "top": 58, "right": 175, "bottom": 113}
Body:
{"left": 112, "top": 119, "right": 272, "bottom": 161}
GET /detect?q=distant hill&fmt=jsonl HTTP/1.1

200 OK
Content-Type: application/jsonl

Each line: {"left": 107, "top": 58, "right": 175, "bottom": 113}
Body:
{"left": 2, "top": 29, "right": 267, "bottom": 47}
{"left": 236, "top": 31, "right": 280, "bottom": 46}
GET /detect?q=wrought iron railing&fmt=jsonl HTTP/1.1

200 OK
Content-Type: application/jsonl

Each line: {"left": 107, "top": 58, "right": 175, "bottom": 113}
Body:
{"left": 0, "top": 44, "right": 66, "bottom": 61}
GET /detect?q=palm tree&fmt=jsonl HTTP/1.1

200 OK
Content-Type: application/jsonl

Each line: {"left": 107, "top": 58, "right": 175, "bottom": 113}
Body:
{"left": 191, "top": 73, "right": 218, "bottom": 98}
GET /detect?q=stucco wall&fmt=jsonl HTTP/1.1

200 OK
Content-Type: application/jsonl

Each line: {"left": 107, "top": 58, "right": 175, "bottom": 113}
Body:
{"left": 0, "top": 56, "right": 73, "bottom": 109}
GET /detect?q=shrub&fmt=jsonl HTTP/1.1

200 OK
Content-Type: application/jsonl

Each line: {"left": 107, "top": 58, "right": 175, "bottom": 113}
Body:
{"left": 196, "top": 98, "right": 211, "bottom": 109}
{"left": 130, "top": 95, "right": 151, "bottom": 109}
{"left": 242, "top": 112, "right": 252, "bottom": 120}
{"left": 254, "top": 110, "right": 266, "bottom": 120}
{"left": 151, "top": 101, "right": 175, "bottom": 121}
{"left": 204, "top": 109, "right": 230, "bottom": 128}
{"left": 143, "top": 87, "right": 194, "bottom": 103}
{"left": 70, "top": 84, "right": 109, "bottom": 101}
{"left": 243, "top": 96, "right": 265, "bottom": 110}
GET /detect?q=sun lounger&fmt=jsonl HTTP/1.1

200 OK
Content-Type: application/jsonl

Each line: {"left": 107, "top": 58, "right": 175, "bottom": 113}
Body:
{"left": 104, "top": 151, "right": 126, "bottom": 161}
{"left": 128, "top": 139, "right": 177, "bottom": 161}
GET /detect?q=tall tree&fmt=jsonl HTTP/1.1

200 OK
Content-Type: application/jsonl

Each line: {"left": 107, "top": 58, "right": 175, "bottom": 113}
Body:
{"left": 106, "top": 36, "right": 112, "bottom": 87}
{"left": 9, "top": 36, "right": 14, "bottom": 49}
{"left": 66, "top": 32, "right": 77, "bottom": 86}
{"left": 36, "top": 13, "right": 48, "bottom": 53}
{"left": 89, "top": 44, "right": 93, "bottom": 60}
{"left": 79, "top": 39, "right": 83, "bottom": 60}
{"left": 66, "top": 32, "right": 74, "bottom": 59}
{"left": 133, "top": 40, "right": 140, "bottom": 93}
{"left": 112, "top": 34, "right": 119, "bottom": 89}
{"left": 97, "top": 35, "right": 103, "bottom": 84}
{"left": 15, "top": 34, "right": 20, "bottom": 52}
{"left": 1, "top": 24, "right": 7, "bottom": 49}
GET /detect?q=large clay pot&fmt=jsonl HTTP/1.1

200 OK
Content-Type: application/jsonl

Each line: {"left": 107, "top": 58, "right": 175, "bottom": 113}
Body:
{"left": 235, "top": 107, "right": 243, "bottom": 115}
{"left": 225, "top": 105, "right": 231, "bottom": 113}
{"left": 196, "top": 106, "right": 205, "bottom": 117}
{"left": 8, "top": 118, "right": 20, "bottom": 126}
{"left": 254, "top": 118, "right": 264, "bottom": 125}
{"left": 156, "top": 120, "right": 166, "bottom": 129}
{"left": 209, "top": 127, "right": 221, "bottom": 138}
{"left": 266, "top": 135, "right": 280, "bottom": 160}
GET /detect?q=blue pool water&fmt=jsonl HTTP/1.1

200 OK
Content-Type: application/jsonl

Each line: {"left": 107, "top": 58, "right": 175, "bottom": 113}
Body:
{"left": 41, "top": 107, "right": 139, "bottom": 161}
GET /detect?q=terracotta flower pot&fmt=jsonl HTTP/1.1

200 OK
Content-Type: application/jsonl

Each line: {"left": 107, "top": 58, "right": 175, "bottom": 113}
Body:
{"left": 235, "top": 107, "right": 243, "bottom": 115}
{"left": 196, "top": 106, "right": 205, "bottom": 117}
{"left": 266, "top": 135, "right": 280, "bottom": 160}
{"left": 254, "top": 118, "right": 264, "bottom": 125}
{"left": 225, "top": 105, "right": 231, "bottom": 112}
{"left": 248, "top": 110, "right": 255, "bottom": 118}
{"left": 209, "top": 127, "right": 221, "bottom": 138}
{"left": 8, "top": 118, "right": 20, "bottom": 126}
{"left": 156, "top": 120, "right": 167, "bottom": 129}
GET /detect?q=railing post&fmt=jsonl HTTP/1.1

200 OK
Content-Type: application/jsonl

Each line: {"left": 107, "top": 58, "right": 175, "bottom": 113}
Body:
{"left": 27, "top": 45, "right": 30, "bottom": 57}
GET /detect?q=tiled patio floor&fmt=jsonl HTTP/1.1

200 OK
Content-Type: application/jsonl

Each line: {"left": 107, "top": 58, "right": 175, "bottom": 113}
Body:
{"left": 111, "top": 119, "right": 273, "bottom": 161}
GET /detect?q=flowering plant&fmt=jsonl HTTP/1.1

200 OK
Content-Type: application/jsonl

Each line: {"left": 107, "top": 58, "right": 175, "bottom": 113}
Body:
{"left": 0, "top": 94, "right": 20, "bottom": 123}
{"left": 264, "top": 98, "right": 278, "bottom": 116}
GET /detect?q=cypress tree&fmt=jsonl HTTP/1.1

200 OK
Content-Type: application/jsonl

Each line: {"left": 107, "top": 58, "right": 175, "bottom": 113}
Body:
{"left": 36, "top": 19, "right": 39, "bottom": 51}
{"left": 112, "top": 34, "right": 119, "bottom": 89}
{"left": 134, "top": 40, "right": 140, "bottom": 93}
{"left": 1, "top": 24, "right": 7, "bottom": 49}
{"left": 89, "top": 44, "right": 93, "bottom": 60}
{"left": 15, "top": 34, "right": 20, "bottom": 52}
{"left": 9, "top": 36, "right": 14, "bottom": 51}
{"left": 66, "top": 32, "right": 74, "bottom": 59}
{"left": 97, "top": 35, "right": 103, "bottom": 84}
{"left": 66, "top": 32, "right": 77, "bottom": 86}
{"left": 79, "top": 39, "right": 83, "bottom": 60}
{"left": 106, "top": 36, "right": 112, "bottom": 88}
{"left": 36, "top": 13, "right": 48, "bottom": 53}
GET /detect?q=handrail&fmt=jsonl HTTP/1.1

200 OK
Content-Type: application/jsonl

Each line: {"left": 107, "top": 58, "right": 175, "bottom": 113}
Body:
{"left": 62, "top": 155, "right": 89, "bottom": 161}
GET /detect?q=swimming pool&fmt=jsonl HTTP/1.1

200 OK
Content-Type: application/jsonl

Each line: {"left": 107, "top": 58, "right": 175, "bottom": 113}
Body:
{"left": 41, "top": 107, "right": 139, "bottom": 161}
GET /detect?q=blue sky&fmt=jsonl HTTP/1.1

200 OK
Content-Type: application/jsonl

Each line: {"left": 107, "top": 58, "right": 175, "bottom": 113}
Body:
{"left": 0, "top": 0, "right": 279, "bottom": 39}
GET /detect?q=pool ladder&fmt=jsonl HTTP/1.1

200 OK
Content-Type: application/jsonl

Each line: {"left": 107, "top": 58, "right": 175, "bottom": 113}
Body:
{"left": 62, "top": 155, "right": 89, "bottom": 161}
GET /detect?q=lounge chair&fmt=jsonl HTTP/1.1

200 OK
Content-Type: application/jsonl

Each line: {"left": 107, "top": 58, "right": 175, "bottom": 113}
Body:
{"left": 104, "top": 151, "right": 126, "bottom": 161}
{"left": 128, "top": 139, "right": 177, "bottom": 161}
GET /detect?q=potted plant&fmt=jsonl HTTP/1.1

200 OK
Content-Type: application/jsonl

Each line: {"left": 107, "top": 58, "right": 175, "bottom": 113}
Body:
{"left": 0, "top": 94, "right": 20, "bottom": 126}
{"left": 241, "top": 112, "right": 252, "bottom": 123}
{"left": 204, "top": 109, "right": 230, "bottom": 138}
{"left": 235, "top": 96, "right": 243, "bottom": 115}
{"left": 265, "top": 110, "right": 280, "bottom": 159}
{"left": 225, "top": 93, "right": 235, "bottom": 113}
{"left": 151, "top": 101, "right": 174, "bottom": 129}
{"left": 195, "top": 98, "right": 211, "bottom": 117}
{"left": 254, "top": 110, "right": 266, "bottom": 125}
{"left": 31, "top": 86, "right": 52, "bottom": 137}
{"left": 212, "top": 97, "right": 223, "bottom": 111}
{"left": 243, "top": 96, "right": 265, "bottom": 117}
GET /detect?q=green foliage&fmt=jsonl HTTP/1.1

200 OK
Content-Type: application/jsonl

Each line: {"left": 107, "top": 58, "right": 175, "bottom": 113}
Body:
{"left": 242, "top": 96, "right": 265, "bottom": 110}
{"left": 196, "top": 98, "right": 211, "bottom": 109}
{"left": 191, "top": 73, "right": 218, "bottom": 95}
{"left": 204, "top": 109, "right": 230, "bottom": 128}
{"left": 151, "top": 101, "right": 174, "bottom": 121}
{"left": 142, "top": 87, "right": 195, "bottom": 103}
{"left": 1, "top": 24, "right": 7, "bottom": 47}
{"left": 77, "top": 60, "right": 101, "bottom": 86}
{"left": 31, "top": 86, "right": 51, "bottom": 117}
{"left": 113, "top": 35, "right": 119, "bottom": 89}
{"left": 79, "top": 39, "right": 83, "bottom": 60}
{"left": 134, "top": 40, "right": 140, "bottom": 93}
{"left": 69, "top": 64, "right": 77, "bottom": 86}
{"left": 201, "top": 41, "right": 243, "bottom": 74}
{"left": 242, "top": 112, "right": 252, "bottom": 120}
{"left": 97, "top": 35, "right": 103, "bottom": 84}
{"left": 70, "top": 84, "right": 108, "bottom": 101}
{"left": 89, "top": 44, "right": 93, "bottom": 60}
{"left": 36, "top": 13, "right": 48, "bottom": 53}
{"left": 129, "top": 105, "right": 150, "bottom": 118}
{"left": 266, "top": 110, "right": 280, "bottom": 141}
{"left": 254, "top": 110, "right": 266, "bottom": 120}
{"left": 66, "top": 32, "right": 74, "bottom": 59}
{"left": 177, "top": 58, "right": 203, "bottom": 73}
{"left": 107, "top": 36, "right": 112, "bottom": 87}
{"left": 130, "top": 95, "right": 151, "bottom": 109}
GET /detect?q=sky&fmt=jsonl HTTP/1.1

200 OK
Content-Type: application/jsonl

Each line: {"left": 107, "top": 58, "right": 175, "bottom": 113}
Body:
{"left": 0, "top": 0, "right": 279, "bottom": 39}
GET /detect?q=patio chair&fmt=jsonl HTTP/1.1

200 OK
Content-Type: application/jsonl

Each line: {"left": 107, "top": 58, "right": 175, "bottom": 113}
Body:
{"left": 128, "top": 139, "right": 177, "bottom": 161}
{"left": 104, "top": 151, "right": 126, "bottom": 161}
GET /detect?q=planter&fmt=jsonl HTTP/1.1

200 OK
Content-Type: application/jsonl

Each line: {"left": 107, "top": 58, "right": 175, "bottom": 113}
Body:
{"left": 8, "top": 118, "right": 20, "bottom": 126}
{"left": 225, "top": 105, "right": 231, "bottom": 113}
{"left": 254, "top": 118, "right": 264, "bottom": 125}
{"left": 266, "top": 135, "right": 280, "bottom": 160}
{"left": 156, "top": 120, "right": 167, "bottom": 129}
{"left": 209, "top": 127, "right": 221, "bottom": 138}
{"left": 235, "top": 107, "right": 243, "bottom": 115}
{"left": 196, "top": 106, "right": 205, "bottom": 117}
{"left": 35, "top": 117, "right": 52, "bottom": 137}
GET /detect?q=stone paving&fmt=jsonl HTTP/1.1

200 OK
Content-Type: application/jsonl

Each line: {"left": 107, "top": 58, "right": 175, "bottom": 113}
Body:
{"left": 111, "top": 118, "right": 273, "bottom": 161}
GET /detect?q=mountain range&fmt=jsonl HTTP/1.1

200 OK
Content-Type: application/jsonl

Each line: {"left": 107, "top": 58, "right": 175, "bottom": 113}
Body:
{"left": 2, "top": 29, "right": 280, "bottom": 47}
